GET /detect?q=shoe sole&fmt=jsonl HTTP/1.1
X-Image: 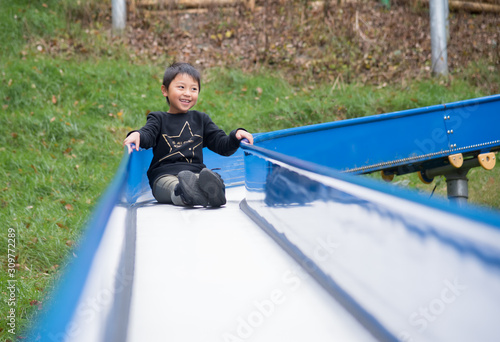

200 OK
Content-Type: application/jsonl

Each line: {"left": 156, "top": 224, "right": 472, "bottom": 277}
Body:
{"left": 177, "top": 171, "right": 209, "bottom": 207}
{"left": 199, "top": 169, "right": 226, "bottom": 207}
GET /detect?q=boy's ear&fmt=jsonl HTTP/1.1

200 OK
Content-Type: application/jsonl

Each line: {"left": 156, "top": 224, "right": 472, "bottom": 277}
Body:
{"left": 161, "top": 85, "right": 168, "bottom": 97}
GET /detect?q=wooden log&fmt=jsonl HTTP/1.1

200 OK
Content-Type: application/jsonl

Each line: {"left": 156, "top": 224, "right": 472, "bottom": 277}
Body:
{"left": 449, "top": 0, "right": 500, "bottom": 12}
{"left": 474, "top": 0, "right": 500, "bottom": 5}
{"left": 137, "top": 0, "right": 253, "bottom": 10}
{"left": 420, "top": 0, "right": 500, "bottom": 13}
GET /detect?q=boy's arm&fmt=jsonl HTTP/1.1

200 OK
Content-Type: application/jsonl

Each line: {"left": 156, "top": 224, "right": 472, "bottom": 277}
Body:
{"left": 123, "top": 112, "right": 162, "bottom": 151}
{"left": 204, "top": 120, "right": 249, "bottom": 156}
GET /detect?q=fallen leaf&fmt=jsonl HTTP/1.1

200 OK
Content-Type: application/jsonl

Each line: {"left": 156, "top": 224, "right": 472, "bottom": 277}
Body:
{"left": 65, "top": 204, "right": 74, "bottom": 211}
{"left": 56, "top": 222, "right": 68, "bottom": 229}
{"left": 52, "top": 95, "right": 57, "bottom": 104}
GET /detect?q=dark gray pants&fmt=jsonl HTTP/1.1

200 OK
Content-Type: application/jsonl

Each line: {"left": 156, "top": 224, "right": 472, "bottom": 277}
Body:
{"left": 152, "top": 175, "right": 184, "bottom": 206}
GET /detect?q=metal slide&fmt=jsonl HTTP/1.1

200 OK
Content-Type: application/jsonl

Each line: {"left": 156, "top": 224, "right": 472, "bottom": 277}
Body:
{"left": 29, "top": 95, "right": 500, "bottom": 342}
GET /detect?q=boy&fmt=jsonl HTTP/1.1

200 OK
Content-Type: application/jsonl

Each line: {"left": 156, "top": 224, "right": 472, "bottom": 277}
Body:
{"left": 123, "top": 62, "right": 253, "bottom": 207}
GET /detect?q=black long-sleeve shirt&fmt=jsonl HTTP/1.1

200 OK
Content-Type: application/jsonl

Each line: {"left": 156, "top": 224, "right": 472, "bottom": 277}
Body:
{"left": 129, "top": 110, "right": 242, "bottom": 188}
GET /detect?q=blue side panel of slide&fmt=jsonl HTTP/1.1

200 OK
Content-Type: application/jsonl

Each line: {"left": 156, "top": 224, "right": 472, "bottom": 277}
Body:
{"left": 254, "top": 94, "right": 500, "bottom": 174}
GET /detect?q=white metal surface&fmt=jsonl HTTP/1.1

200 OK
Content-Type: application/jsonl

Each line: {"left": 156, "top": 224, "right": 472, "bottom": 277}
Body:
{"left": 244, "top": 163, "right": 500, "bottom": 342}
{"left": 60, "top": 206, "right": 129, "bottom": 342}
{"left": 126, "top": 186, "right": 375, "bottom": 342}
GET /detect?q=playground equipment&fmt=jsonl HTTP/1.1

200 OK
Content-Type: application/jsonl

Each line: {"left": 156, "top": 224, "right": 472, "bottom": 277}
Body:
{"left": 29, "top": 95, "right": 500, "bottom": 341}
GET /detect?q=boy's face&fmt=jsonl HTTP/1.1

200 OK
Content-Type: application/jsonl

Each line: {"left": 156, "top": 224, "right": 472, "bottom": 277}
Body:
{"left": 161, "top": 73, "right": 199, "bottom": 114}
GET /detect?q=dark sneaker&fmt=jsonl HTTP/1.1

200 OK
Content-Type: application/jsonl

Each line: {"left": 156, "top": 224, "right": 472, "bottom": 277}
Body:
{"left": 176, "top": 171, "right": 209, "bottom": 207}
{"left": 199, "top": 168, "right": 226, "bottom": 207}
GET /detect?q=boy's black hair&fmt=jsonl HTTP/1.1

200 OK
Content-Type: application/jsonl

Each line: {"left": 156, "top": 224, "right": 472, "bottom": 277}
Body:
{"left": 162, "top": 62, "right": 201, "bottom": 104}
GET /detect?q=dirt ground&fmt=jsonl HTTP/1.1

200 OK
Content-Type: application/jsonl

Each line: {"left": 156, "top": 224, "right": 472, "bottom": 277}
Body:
{"left": 87, "top": 0, "right": 500, "bottom": 86}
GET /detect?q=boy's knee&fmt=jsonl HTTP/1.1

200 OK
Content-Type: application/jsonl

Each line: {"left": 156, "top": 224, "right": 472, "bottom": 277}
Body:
{"left": 153, "top": 175, "right": 179, "bottom": 204}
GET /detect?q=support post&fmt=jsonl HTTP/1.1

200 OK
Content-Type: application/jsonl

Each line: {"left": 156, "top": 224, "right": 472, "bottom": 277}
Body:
{"left": 112, "top": 0, "right": 127, "bottom": 31}
{"left": 430, "top": 0, "right": 448, "bottom": 76}
{"left": 445, "top": 169, "right": 469, "bottom": 206}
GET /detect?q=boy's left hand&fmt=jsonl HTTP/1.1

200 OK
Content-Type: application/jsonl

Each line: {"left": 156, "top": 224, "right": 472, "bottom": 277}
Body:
{"left": 236, "top": 129, "right": 254, "bottom": 145}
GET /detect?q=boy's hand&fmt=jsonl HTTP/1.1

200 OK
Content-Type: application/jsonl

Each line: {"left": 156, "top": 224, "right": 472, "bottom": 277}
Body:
{"left": 124, "top": 131, "right": 141, "bottom": 153}
{"left": 236, "top": 129, "right": 254, "bottom": 145}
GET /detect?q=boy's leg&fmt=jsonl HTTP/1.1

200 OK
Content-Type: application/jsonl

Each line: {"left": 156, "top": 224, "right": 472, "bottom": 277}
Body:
{"left": 152, "top": 175, "right": 184, "bottom": 206}
{"left": 199, "top": 168, "right": 226, "bottom": 207}
{"left": 176, "top": 171, "right": 209, "bottom": 207}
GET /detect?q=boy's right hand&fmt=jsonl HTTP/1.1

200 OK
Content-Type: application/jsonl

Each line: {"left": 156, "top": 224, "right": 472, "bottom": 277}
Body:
{"left": 124, "top": 131, "right": 140, "bottom": 153}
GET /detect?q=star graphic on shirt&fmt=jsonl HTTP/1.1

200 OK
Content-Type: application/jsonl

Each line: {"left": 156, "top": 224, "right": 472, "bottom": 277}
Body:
{"left": 159, "top": 121, "right": 203, "bottom": 163}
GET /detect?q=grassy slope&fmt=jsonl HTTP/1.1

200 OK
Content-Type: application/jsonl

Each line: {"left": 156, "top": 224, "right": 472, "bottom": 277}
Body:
{"left": 0, "top": 0, "right": 499, "bottom": 339}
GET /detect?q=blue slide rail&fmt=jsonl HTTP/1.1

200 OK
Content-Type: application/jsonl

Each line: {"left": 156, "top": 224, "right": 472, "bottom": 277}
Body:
{"left": 253, "top": 94, "right": 500, "bottom": 175}
{"left": 27, "top": 146, "right": 132, "bottom": 341}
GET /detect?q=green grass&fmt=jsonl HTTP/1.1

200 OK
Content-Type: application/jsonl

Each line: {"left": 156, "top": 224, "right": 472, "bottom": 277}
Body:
{"left": 1, "top": 0, "right": 499, "bottom": 340}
